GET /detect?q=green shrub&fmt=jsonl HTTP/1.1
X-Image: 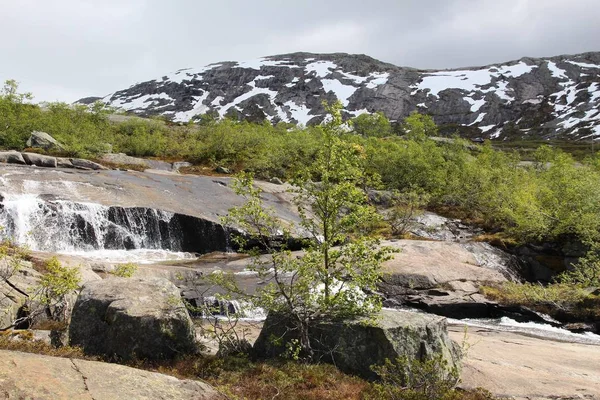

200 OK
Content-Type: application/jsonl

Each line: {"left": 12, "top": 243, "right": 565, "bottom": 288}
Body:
{"left": 112, "top": 262, "right": 138, "bottom": 278}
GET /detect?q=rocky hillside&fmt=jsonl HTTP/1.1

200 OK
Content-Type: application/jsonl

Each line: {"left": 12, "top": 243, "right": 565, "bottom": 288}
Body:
{"left": 82, "top": 51, "right": 600, "bottom": 140}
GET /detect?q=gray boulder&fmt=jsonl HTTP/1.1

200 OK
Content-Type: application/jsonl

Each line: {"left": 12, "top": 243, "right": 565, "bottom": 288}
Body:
{"left": 253, "top": 309, "right": 461, "bottom": 379}
{"left": 21, "top": 152, "right": 57, "bottom": 168}
{"left": 0, "top": 151, "right": 26, "bottom": 165}
{"left": 0, "top": 151, "right": 27, "bottom": 165}
{"left": 101, "top": 153, "right": 173, "bottom": 171}
{"left": 26, "top": 131, "right": 65, "bottom": 151}
{"left": 56, "top": 157, "right": 74, "bottom": 168}
{"left": 70, "top": 158, "right": 108, "bottom": 170}
{"left": 172, "top": 161, "right": 192, "bottom": 172}
{"left": 69, "top": 277, "right": 197, "bottom": 361}
{"left": 0, "top": 259, "right": 42, "bottom": 330}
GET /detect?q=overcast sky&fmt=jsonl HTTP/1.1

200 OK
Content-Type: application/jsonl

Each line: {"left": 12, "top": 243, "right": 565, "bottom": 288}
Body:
{"left": 2, "top": 0, "right": 599, "bottom": 103}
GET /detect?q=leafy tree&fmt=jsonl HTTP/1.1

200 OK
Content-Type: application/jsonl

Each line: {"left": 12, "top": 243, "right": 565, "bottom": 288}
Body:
{"left": 385, "top": 191, "right": 431, "bottom": 237}
{"left": 220, "top": 101, "right": 394, "bottom": 359}
{"left": 401, "top": 112, "right": 438, "bottom": 140}
{"left": 37, "top": 257, "right": 81, "bottom": 323}
{"left": 351, "top": 112, "right": 392, "bottom": 137}
{"left": 559, "top": 241, "right": 600, "bottom": 287}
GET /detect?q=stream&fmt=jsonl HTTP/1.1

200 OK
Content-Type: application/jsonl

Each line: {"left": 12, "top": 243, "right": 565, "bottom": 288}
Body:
{"left": 1, "top": 164, "right": 599, "bottom": 347}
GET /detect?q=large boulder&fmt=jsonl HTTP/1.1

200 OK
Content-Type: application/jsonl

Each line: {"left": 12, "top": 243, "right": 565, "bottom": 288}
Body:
{"left": 70, "top": 158, "right": 108, "bottom": 170}
{"left": 69, "top": 277, "right": 197, "bottom": 361}
{"left": 0, "top": 350, "right": 225, "bottom": 399}
{"left": 26, "top": 131, "right": 65, "bottom": 151}
{"left": 21, "top": 152, "right": 57, "bottom": 168}
{"left": 379, "top": 240, "right": 523, "bottom": 320}
{"left": 101, "top": 153, "right": 173, "bottom": 171}
{"left": 0, "top": 259, "right": 42, "bottom": 330}
{"left": 0, "top": 151, "right": 26, "bottom": 165}
{"left": 253, "top": 309, "right": 461, "bottom": 379}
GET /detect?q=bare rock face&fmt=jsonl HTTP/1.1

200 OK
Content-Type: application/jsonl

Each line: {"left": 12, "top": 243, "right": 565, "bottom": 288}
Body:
{"left": 379, "top": 240, "right": 528, "bottom": 320}
{"left": 253, "top": 308, "right": 461, "bottom": 380}
{"left": 0, "top": 151, "right": 26, "bottom": 165}
{"left": 26, "top": 131, "right": 65, "bottom": 152}
{"left": 84, "top": 51, "right": 600, "bottom": 140}
{"left": 69, "top": 277, "right": 198, "bottom": 361}
{"left": 21, "top": 153, "right": 57, "bottom": 168}
{"left": 0, "top": 350, "right": 225, "bottom": 399}
{"left": 101, "top": 153, "right": 173, "bottom": 171}
{"left": 0, "top": 259, "right": 42, "bottom": 330}
{"left": 70, "top": 158, "right": 108, "bottom": 170}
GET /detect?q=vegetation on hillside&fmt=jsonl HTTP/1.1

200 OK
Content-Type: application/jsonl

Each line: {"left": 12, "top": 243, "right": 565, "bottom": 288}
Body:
{"left": 3, "top": 80, "right": 600, "bottom": 248}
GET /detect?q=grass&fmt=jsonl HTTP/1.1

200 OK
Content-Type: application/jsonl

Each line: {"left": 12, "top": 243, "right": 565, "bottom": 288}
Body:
{"left": 480, "top": 282, "right": 600, "bottom": 321}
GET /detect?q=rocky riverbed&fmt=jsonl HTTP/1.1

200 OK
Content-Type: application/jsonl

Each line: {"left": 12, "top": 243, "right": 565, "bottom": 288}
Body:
{"left": 2, "top": 162, "right": 599, "bottom": 399}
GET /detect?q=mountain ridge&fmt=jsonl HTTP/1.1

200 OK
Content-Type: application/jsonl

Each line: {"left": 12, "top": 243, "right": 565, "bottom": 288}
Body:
{"left": 80, "top": 51, "right": 600, "bottom": 140}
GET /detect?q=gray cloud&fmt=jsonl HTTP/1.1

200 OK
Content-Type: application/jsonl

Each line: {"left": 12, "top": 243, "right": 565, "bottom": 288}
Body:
{"left": 1, "top": 0, "right": 598, "bottom": 102}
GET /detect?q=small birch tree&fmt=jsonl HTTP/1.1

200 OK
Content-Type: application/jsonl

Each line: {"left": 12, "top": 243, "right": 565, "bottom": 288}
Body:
{"left": 220, "top": 101, "right": 394, "bottom": 359}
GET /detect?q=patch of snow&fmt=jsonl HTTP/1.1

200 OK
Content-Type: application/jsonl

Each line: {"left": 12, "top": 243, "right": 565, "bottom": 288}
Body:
{"left": 589, "top": 83, "right": 600, "bottom": 102}
{"left": 211, "top": 96, "right": 224, "bottom": 106}
{"left": 285, "top": 77, "right": 300, "bottom": 88}
{"left": 255, "top": 75, "right": 275, "bottom": 80}
{"left": 490, "top": 129, "right": 502, "bottom": 139}
{"left": 567, "top": 60, "right": 600, "bottom": 69}
{"left": 546, "top": 61, "right": 568, "bottom": 79}
{"left": 235, "top": 58, "right": 299, "bottom": 70}
{"left": 417, "top": 103, "right": 427, "bottom": 108}
{"left": 338, "top": 70, "right": 370, "bottom": 84}
{"left": 217, "top": 77, "right": 281, "bottom": 117}
{"left": 479, "top": 125, "right": 495, "bottom": 133}
{"left": 469, "top": 112, "right": 486, "bottom": 125}
{"left": 365, "top": 72, "right": 390, "bottom": 89}
{"left": 523, "top": 98, "right": 542, "bottom": 105}
{"left": 305, "top": 60, "right": 337, "bottom": 78}
{"left": 321, "top": 79, "right": 358, "bottom": 106}
{"left": 166, "top": 64, "right": 223, "bottom": 84}
{"left": 174, "top": 91, "right": 210, "bottom": 122}
{"left": 349, "top": 108, "right": 370, "bottom": 117}
{"left": 464, "top": 97, "right": 486, "bottom": 112}
{"left": 284, "top": 100, "right": 313, "bottom": 126}
{"left": 414, "top": 61, "right": 535, "bottom": 102}
{"left": 111, "top": 92, "right": 174, "bottom": 111}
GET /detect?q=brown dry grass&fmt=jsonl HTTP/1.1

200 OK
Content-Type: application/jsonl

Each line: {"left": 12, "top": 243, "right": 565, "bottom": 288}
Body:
{"left": 0, "top": 331, "right": 496, "bottom": 399}
{"left": 0, "top": 331, "right": 95, "bottom": 360}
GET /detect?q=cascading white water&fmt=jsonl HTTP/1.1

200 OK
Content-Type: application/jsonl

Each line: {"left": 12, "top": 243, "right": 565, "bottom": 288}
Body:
{"left": 0, "top": 193, "right": 183, "bottom": 255}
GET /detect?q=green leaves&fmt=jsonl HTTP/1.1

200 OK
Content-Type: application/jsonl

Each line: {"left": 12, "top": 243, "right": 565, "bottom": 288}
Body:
{"left": 39, "top": 257, "right": 81, "bottom": 303}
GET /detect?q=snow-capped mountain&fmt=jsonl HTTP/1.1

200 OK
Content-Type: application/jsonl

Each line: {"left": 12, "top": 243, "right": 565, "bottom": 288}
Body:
{"left": 82, "top": 52, "right": 600, "bottom": 140}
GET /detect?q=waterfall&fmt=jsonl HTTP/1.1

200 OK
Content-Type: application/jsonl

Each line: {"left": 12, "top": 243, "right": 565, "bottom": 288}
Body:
{"left": 0, "top": 194, "right": 182, "bottom": 253}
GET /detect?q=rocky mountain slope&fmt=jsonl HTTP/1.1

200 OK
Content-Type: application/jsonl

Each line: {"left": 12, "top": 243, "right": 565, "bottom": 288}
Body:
{"left": 82, "top": 51, "right": 600, "bottom": 140}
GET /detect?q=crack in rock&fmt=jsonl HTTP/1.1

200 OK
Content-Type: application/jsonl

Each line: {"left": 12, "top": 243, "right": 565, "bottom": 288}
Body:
{"left": 70, "top": 359, "right": 95, "bottom": 400}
